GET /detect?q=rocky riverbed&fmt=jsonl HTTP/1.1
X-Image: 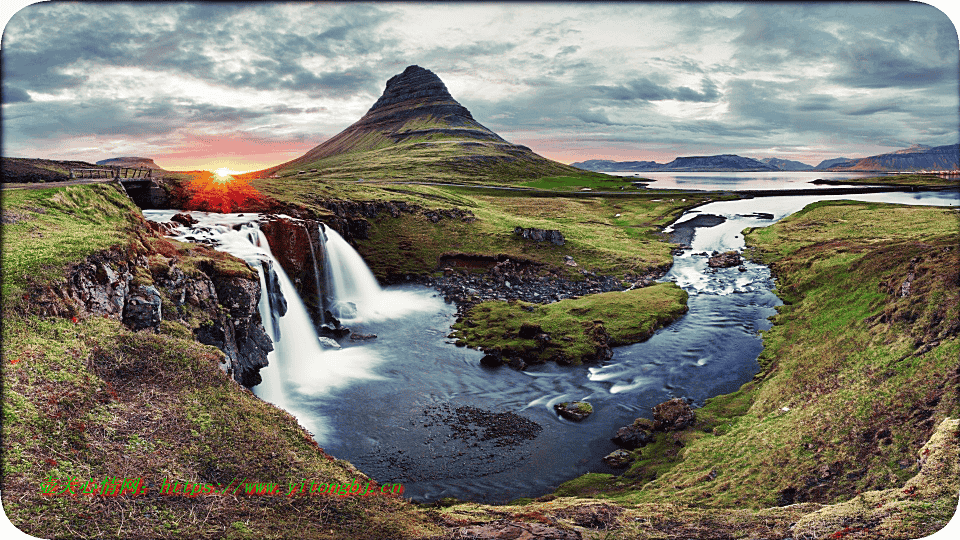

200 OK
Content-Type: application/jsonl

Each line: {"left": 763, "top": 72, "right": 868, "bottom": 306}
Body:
{"left": 413, "top": 257, "right": 667, "bottom": 318}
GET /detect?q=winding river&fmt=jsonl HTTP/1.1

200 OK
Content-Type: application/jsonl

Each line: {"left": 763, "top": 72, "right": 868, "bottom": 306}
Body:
{"left": 143, "top": 188, "right": 958, "bottom": 503}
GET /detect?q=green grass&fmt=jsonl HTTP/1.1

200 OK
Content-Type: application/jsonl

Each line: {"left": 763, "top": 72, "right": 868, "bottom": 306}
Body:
{"left": 451, "top": 283, "right": 688, "bottom": 365}
{"left": 815, "top": 174, "right": 958, "bottom": 188}
{"left": 518, "top": 175, "right": 644, "bottom": 192}
{"left": 1, "top": 184, "right": 139, "bottom": 301}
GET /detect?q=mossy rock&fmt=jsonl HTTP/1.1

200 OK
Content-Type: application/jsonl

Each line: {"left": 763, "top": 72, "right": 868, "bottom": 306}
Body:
{"left": 554, "top": 401, "right": 593, "bottom": 421}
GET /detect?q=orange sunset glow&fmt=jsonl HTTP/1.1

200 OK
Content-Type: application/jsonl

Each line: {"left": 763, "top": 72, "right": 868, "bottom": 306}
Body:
{"left": 183, "top": 170, "right": 267, "bottom": 213}
{"left": 153, "top": 132, "right": 318, "bottom": 173}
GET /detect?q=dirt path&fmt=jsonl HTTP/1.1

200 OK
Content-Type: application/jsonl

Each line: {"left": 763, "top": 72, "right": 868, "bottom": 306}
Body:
{"left": 1, "top": 178, "right": 117, "bottom": 190}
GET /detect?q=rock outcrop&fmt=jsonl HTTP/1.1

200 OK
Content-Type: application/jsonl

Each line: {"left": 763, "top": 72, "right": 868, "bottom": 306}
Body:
{"left": 652, "top": 398, "right": 696, "bottom": 431}
{"left": 611, "top": 419, "right": 655, "bottom": 449}
{"left": 514, "top": 226, "right": 565, "bottom": 246}
{"left": 28, "top": 240, "right": 273, "bottom": 388}
{"left": 259, "top": 215, "right": 325, "bottom": 325}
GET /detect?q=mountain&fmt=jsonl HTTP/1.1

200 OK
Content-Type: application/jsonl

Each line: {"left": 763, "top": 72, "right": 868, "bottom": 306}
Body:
{"left": 96, "top": 157, "right": 166, "bottom": 170}
{"left": 571, "top": 155, "right": 781, "bottom": 172}
{"left": 891, "top": 144, "right": 931, "bottom": 154}
{"left": 657, "top": 154, "right": 777, "bottom": 172}
{"left": 760, "top": 157, "right": 814, "bottom": 171}
{"left": 815, "top": 157, "right": 855, "bottom": 169}
{"left": 569, "top": 159, "right": 662, "bottom": 172}
{"left": 823, "top": 144, "right": 959, "bottom": 171}
{"left": 243, "top": 65, "right": 589, "bottom": 182}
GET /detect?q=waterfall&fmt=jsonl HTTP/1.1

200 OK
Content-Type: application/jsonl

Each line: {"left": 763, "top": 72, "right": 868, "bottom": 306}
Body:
{"left": 140, "top": 210, "right": 439, "bottom": 444}
{"left": 317, "top": 223, "right": 439, "bottom": 322}
{"left": 302, "top": 224, "right": 326, "bottom": 325}
{"left": 319, "top": 224, "right": 383, "bottom": 321}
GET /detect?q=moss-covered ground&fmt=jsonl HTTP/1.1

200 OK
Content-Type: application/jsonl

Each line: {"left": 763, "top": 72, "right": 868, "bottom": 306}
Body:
{"left": 816, "top": 173, "right": 959, "bottom": 188}
{"left": 249, "top": 177, "right": 717, "bottom": 282}
{"left": 450, "top": 284, "right": 688, "bottom": 365}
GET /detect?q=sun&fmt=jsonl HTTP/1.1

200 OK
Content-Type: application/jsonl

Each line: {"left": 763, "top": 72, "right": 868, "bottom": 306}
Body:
{"left": 214, "top": 167, "right": 236, "bottom": 178}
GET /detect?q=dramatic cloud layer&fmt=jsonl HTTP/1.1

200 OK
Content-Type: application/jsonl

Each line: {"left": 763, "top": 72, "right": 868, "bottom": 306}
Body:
{"left": 2, "top": 1, "right": 958, "bottom": 171}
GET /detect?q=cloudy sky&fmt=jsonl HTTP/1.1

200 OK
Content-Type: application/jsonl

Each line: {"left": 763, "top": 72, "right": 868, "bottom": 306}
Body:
{"left": 2, "top": 1, "right": 958, "bottom": 172}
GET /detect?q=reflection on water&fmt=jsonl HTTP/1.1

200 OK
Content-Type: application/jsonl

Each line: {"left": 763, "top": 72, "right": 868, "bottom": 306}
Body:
{"left": 611, "top": 170, "right": 897, "bottom": 191}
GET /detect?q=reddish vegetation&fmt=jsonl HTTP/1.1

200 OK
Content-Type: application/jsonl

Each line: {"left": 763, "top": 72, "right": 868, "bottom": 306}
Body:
{"left": 182, "top": 171, "right": 267, "bottom": 213}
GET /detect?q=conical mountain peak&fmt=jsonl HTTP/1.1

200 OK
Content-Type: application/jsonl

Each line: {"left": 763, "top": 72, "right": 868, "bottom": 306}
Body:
{"left": 251, "top": 65, "right": 585, "bottom": 182}
{"left": 367, "top": 65, "right": 460, "bottom": 114}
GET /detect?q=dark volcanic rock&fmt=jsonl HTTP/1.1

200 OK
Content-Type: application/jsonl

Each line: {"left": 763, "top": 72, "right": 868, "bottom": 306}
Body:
{"left": 668, "top": 214, "right": 726, "bottom": 247}
{"left": 122, "top": 285, "right": 162, "bottom": 330}
{"left": 514, "top": 226, "right": 565, "bottom": 246}
{"left": 707, "top": 250, "right": 742, "bottom": 268}
{"left": 171, "top": 212, "right": 197, "bottom": 226}
{"left": 30, "top": 241, "right": 273, "bottom": 388}
{"left": 612, "top": 419, "right": 655, "bottom": 449}
{"left": 652, "top": 398, "right": 696, "bottom": 431}
{"left": 424, "top": 257, "right": 667, "bottom": 320}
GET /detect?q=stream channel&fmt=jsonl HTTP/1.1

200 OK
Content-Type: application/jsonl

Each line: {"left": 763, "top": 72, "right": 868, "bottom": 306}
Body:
{"left": 142, "top": 189, "right": 958, "bottom": 503}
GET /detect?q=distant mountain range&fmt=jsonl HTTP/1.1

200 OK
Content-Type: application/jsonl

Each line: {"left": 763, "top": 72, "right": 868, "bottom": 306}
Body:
{"left": 760, "top": 157, "right": 814, "bottom": 171}
{"left": 571, "top": 144, "right": 959, "bottom": 173}
{"left": 820, "top": 144, "right": 959, "bottom": 171}
{"left": 814, "top": 157, "right": 853, "bottom": 169}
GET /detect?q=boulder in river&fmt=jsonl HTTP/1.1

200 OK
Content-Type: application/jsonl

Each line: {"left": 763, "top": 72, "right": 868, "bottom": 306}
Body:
{"left": 707, "top": 250, "right": 742, "bottom": 268}
{"left": 554, "top": 401, "right": 593, "bottom": 421}
{"left": 612, "top": 419, "right": 655, "bottom": 449}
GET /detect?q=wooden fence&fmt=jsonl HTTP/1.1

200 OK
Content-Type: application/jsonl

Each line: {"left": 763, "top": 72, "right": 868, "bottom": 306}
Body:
{"left": 69, "top": 167, "right": 153, "bottom": 179}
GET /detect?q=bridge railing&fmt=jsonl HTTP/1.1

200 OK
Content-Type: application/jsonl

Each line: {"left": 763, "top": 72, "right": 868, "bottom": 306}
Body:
{"left": 69, "top": 167, "right": 153, "bottom": 179}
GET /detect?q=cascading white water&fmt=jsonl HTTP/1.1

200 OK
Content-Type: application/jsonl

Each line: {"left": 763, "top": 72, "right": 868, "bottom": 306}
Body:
{"left": 318, "top": 224, "right": 437, "bottom": 322}
{"left": 319, "top": 224, "right": 382, "bottom": 321}
{"left": 139, "top": 211, "right": 393, "bottom": 443}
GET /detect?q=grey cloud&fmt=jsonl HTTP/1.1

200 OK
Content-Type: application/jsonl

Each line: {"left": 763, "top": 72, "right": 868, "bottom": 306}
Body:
{"left": 2, "top": 86, "right": 32, "bottom": 103}
{"left": 831, "top": 39, "right": 956, "bottom": 89}
{"left": 842, "top": 102, "right": 905, "bottom": 117}
{"left": 796, "top": 95, "right": 839, "bottom": 112}
{"left": 590, "top": 77, "right": 720, "bottom": 103}
{"left": 2, "top": 2, "right": 392, "bottom": 96}
{"left": 5, "top": 100, "right": 178, "bottom": 139}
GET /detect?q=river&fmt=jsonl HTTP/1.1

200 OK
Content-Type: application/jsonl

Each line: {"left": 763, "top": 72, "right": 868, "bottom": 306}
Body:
{"left": 609, "top": 170, "right": 898, "bottom": 191}
{"left": 142, "top": 188, "right": 958, "bottom": 503}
